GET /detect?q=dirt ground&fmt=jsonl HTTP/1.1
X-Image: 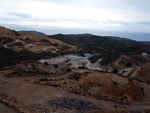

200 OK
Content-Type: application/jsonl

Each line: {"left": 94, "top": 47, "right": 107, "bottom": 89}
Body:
{"left": 140, "top": 82, "right": 150, "bottom": 101}
{"left": 0, "top": 70, "right": 150, "bottom": 112}
{"left": 104, "top": 73, "right": 129, "bottom": 85}
{"left": 0, "top": 103, "right": 17, "bottom": 113}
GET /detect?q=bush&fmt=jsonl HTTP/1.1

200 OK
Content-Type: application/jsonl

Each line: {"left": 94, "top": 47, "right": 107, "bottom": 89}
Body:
{"left": 83, "top": 87, "right": 88, "bottom": 92}
{"left": 66, "top": 68, "right": 71, "bottom": 72}
{"left": 114, "top": 105, "right": 117, "bottom": 107}
{"left": 40, "top": 78, "right": 48, "bottom": 81}
{"left": 78, "top": 66, "right": 85, "bottom": 69}
{"left": 44, "top": 62, "right": 49, "bottom": 65}
{"left": 126, "top": 62, "right": 132, "bottom": 67}
{"left": 54, "top": 64, "right": 58, "bottom": 68}
{"left": 112, "top": 68, "right": 118, "bottom": 74}
{"left": 68, "top": 73, "right": 81, "bottom": 81}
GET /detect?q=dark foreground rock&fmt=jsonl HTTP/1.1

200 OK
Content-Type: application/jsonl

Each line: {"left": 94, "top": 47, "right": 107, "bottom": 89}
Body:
{"left": 25, "top": 97, "right": 104, "bottom": 113}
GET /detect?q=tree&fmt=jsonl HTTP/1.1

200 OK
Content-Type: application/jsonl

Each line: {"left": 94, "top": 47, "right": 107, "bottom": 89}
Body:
{"left": 66, "top": 68, "right": 71, "bottom": 72}
{"left": 44, "top": 62, "right": 48, "bottom": 65}
{"left": 112, "top": 68, "right": 118, "bottom": 74}
{"left": 82, "top": 65, "right": 85, "bottom": 69}
{"left": 54, "top": 64, "right": 58, "bottom": 68}
{"left": 126, "top": 62, "right": 132, "bottom": 67}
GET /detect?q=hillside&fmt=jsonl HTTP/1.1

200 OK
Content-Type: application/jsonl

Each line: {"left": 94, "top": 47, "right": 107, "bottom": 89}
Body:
{"left": 48, "top": 34, "right": 150, "bottom": 66}
{"left": 134, "top": 66, "right": 150, "bottom": 83}
{"left": 0, "top": 47, "right": 58, "bottom": 68}
{"left": 68, "top": 33, "right": 95, "bottom": 37}
{"left": 20, "top": 30, "right": 47, "bottom": 36}
{"left": 0, "top": 26, "right": 77, "bottom": 53}
{"left": 0, "top": 26, "right": 77, "bottom": 67}
{"left": 48, "top": 34, "right": 150, "bottom": 54}
{"left": 108, "top": 36, "right": 130, "bottom": 40}
{"left": 139, "top": 41, "right": 150, "bottom": 46}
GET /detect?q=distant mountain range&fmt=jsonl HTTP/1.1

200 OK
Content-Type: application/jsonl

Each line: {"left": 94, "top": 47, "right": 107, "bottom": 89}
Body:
{"left": 49, "top": 33, "right": 150, "bottom": 55}
{"left": 138, "top": 41, "right": 150, "bottom": 46}
{"left": 67, "top": 33, "right": 95, "bottom": 37}
{"left": 107, "top": 36, "right": 130, "bottom": 40}
{"left": 69, "top": 34, "right": 150, "bottom": 47}
{"left": 20, "top": 30, "right": 47, "bottom": 36}
{"left": 20, "top": 31, "right": 150, "bottom": 47}
{"left": 108, "top": 36, "right": 150, "bottom": 46}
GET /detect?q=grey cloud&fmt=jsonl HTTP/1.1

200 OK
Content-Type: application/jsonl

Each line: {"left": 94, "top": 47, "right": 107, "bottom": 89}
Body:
{"left": 2, "top": 11, "right": 150, "bottom": 29}
{"left": 105, "top": 19, "right": 150, "bottom": 27}
{"left": 33, "top": 0, "right": 81, "bottom": 5}
{"left": 0, "top": 12, "right": 34, "bottom": 22}
{"left": 7, "top": 12, "right": 32, "bottom": 19}
{"left": 136, "top": 21, "right": 150, "bottom": 26}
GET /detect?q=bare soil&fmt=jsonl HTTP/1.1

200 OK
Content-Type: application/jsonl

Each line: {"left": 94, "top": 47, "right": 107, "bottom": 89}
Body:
{"left": 105, "top": 73, "right": 129, "bottom": 85}
{"left": 0, "top": 70, "right": 150, "bottom": 112}
{"left": 0, "top": 103, "right": 17, "bottom": 113}
{"left": 134, "top": 66, "right": 150, "bottom": 83}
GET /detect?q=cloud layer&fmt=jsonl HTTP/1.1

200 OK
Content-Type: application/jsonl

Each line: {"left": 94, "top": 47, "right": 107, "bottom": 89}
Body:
{"left": 0, "top": 0, "right": 150, "bottom": 33}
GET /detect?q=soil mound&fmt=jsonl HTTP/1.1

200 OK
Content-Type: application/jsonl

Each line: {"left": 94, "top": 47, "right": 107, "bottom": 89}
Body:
{"left": 135, "top": 66, "right": 150, "bottom": 83}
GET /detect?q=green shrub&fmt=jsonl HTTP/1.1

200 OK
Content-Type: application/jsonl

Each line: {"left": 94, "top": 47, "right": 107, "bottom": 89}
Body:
{"left": 114, "top": 105, "right": 117, "bottom": 107}
{"left": 83, "top": 87, "right": 88, "bottom": 92}
{"left": 44, "top": 62, "right": 49, "bottom": 65}
{"left": 40, "top": 78, "right": 48, "bottom": 81}
{"left": 54, "top": 64, "right": 58, "bottom": 68}
{"left": 126, "top": 62, "right": 132, "bottom": 67}
{"left": 112, "top": 68, "right": 118, "bottom": 74}
{"left": 66, "top": 68, "right": 71, "bottom": 72}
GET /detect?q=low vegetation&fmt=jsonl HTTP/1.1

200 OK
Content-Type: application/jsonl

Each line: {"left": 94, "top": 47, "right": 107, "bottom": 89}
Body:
{"left": 0, "top": 47, "right": 58, "bottom": 68}
{"left": 7, "top": 42, "right": 24, "bottom": 47}
{"left": 2, "top": 37, "right": 14, "bottom": 45}
{"left": 49, "top": 34, "right": 150, "bottom": 55}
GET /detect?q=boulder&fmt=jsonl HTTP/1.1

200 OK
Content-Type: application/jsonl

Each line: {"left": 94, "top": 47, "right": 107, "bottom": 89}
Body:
{"left": 14, "top": 104, "right": 20, "bottom": 110}
{"left": 2, "top": 99, "right": 9, "bottom": 105}
{"left": 8, "top": 102, "right": 15, "bottom": 107}
{"left": 17, "top": 107, "right": 24, "bottom": 113}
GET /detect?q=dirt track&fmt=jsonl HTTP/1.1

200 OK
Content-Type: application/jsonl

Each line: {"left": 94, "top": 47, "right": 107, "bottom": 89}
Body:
{"left": 0, "top": 77, "right": 118, "bottom": 110}
{"left": 0, "top": 71, "right": 150, "bottom": 112}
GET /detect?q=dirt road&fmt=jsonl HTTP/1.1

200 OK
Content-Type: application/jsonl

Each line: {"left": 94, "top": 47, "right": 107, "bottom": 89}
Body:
{"left": 0, "top": 103, "right": 17, "bottom": 113}
{"left": 130, "top": 67, "right": 141, "bottom": 77}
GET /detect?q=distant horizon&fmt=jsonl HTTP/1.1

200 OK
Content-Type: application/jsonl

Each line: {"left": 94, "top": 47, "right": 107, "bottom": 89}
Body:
{"left": 1, "top": 0, "right": 150, "bottom": 42}
{"left": 1, "top": 24, "right": 150, "bottom": 42}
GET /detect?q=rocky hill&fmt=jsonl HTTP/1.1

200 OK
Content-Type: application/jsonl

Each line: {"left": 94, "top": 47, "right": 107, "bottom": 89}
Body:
{"left": 0, "top": 26, "right": 77, "bottom": 53}
{"left": 0, "top": 26, "right": 77, "bottom": 67}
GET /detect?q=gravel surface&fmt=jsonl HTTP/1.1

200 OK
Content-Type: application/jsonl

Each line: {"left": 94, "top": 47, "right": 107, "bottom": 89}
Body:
{"left": 26, "top": 97, "right": 103, "bottom": 113}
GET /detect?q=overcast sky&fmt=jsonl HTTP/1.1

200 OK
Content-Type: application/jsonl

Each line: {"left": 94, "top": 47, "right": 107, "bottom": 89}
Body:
{"left": 1, "top": 0, "right": 150, "bottom": 41}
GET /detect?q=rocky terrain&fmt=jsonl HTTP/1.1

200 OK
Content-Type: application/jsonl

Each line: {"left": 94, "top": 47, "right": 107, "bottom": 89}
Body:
{"left": 0, "top": 26, "right": 150, "bottom": 113}
{"left": 0, "top": 26, "right": 77, "bottom": 53}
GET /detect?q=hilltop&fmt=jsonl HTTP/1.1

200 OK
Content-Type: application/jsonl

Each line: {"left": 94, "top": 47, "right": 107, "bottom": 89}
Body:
{"left": 20, "top": 30, "right": 47, "bottom": 36}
